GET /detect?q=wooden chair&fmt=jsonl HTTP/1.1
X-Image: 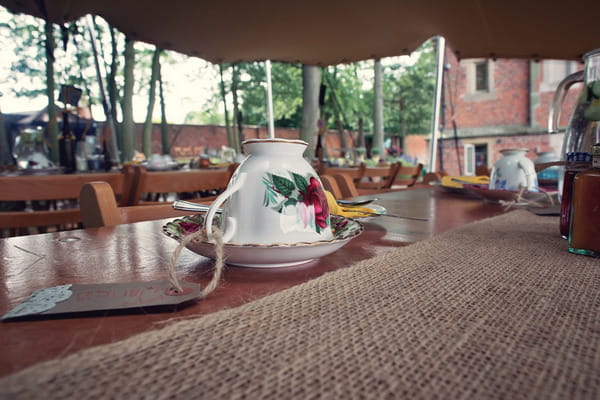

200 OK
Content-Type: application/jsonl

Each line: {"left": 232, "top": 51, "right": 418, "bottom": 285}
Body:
{"left": 475, "top": 165, "right": 491, "bottom": 176}
{"left": 0, "top": 167, "right": 136, "bottom": 237}
{"left": 80, "top": 182, "right": 202, "bottom": 228}
{"left": 318, "top": 163, "right": 366, "bottom": 183}
{"left": 127, "top": 164, "right": 237, "bottom": 206}
{"left": 423, "top": 171, "right": 447, "bottom": 185}
{"left": 332, "top": 174, "right": 361, "bottom": 199}
{"left": 355, "top": 162, "right": 401, "bottom": 191}
{"left": 319, "top": 175, "right": 344, "bottom": 199}
{"left": 393, "top": 163, "right": 424, "bottom": 187}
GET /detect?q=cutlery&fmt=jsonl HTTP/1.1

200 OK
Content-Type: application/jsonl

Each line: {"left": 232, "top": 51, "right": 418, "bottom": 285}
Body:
{"left": 336, "top": 198, "right": 378, "bottom": 206}
{"left": 338, "top": 207, "right": 429, "bottom": 221}
{"left": 172, "top": 200, "right": 221, "bottom": 213}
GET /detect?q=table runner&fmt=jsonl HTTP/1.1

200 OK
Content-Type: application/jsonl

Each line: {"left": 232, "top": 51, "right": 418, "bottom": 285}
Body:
{"left": 1, "top": 210, "right": 598, "bottom": 399}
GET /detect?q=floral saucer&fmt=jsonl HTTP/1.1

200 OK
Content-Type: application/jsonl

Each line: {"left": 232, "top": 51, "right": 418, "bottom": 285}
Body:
{"left": 162, "top": 214, "right": 363, "bottom": 268}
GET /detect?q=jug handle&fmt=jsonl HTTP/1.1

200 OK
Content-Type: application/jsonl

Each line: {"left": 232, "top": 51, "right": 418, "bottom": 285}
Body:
{"left": 548, "top": 70, "right": 584, "bottom": 134}
{"left": 518, "top": 161, "right": 538, "bottom": 192}
{"left": 205, "top": 172, "right": 247, "bottom": 243}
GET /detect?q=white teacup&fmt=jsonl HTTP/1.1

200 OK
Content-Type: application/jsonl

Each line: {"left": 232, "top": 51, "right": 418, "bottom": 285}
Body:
{"left": 489, "top": 148, "right": 539, "bottom": 192}
{"left": 205, "top": 138, "right": 334, "bottom": 245}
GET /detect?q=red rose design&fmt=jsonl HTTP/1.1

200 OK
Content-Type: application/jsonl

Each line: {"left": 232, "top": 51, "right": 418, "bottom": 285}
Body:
{"left": 179, "top": 221, "right": 201, "bottom": 235}
{"left": 301, "top": 177, "right": 330, "bottom": 230}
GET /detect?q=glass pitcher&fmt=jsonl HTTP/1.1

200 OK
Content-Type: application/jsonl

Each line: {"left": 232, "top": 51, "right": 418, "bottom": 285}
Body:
{"left": 549, "top": 48, "right": 600, "bottom": 197}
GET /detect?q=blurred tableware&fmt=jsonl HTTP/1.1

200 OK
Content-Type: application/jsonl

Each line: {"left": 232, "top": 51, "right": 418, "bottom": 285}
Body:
{"left": 13, "top": 127, "right": 54, "bottom": 170}
{"left": 465, "top": 185, "right": 555, "bottom": 205}
{"left": 205, "top": 138, "right": 334, "bottom": 245}
{"left": 549, "top": 48, "right": 600, "bottom": 198}
{"left": 489, "top": 148, "right": 539, "bottom": 192}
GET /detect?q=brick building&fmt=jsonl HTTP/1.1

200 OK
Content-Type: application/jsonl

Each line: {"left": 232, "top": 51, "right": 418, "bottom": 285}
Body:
{"left": 436, "top": 47, "right": 582, "bottom": 175}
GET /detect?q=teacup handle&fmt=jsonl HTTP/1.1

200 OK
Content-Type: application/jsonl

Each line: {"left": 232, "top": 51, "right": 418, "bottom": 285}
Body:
{"left": 205, "top": 172, "right": 247, "bottom": 243}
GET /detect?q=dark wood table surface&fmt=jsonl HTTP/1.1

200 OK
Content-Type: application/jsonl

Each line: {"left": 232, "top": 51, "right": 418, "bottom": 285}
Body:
{"left": 0, "top": 187, "right": 507, "bottom": 378}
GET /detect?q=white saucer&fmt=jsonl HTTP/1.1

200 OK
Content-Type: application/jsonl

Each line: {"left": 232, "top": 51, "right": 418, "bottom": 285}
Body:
{"left": 163, "top": 215, "right": 363, "bottom": 268}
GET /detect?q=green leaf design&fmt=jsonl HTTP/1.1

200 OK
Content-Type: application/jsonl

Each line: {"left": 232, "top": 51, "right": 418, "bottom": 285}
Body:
{"left": 262, "top": 178, "right": 278, "bottom": 206}
{"left": 284, "top": 198, "right": 297, "bottom": 208}
{"left": 272, "top": 174, "right": 295, "bottom": 197}
{"left": 292, "top": 172, "right": 309, "bottom": 193}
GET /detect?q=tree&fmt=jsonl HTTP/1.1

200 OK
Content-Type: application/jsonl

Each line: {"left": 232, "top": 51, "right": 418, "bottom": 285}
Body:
{"left": 142, "top": 47, "right": 161, "bottom": 156}
{"left": 300, "top": 65, "right": 320, "bottom": 157}
{"left": 158, "top": 61, "right": 169, "bottom": 154}
{"left": 0, "top": 108, "right": 11, "bottom": 164}
{"left": 384, "top": 40, "right": 436, "bottom": 138}
{"left": 120, "top": 37, "right": 135, "bottom": 162}
{"left": 373, "top": 59, "right": 384, "bottom": 154}
{"left": 44, "top": 20, "right": 59, "bottom": 163}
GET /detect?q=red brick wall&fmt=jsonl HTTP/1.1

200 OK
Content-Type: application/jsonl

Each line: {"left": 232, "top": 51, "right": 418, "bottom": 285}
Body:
{"left": 443, "top": 51, "right": 530, "bottom": 128}
{"left": 443, "top": 48, "right": 581, "bottom": 131}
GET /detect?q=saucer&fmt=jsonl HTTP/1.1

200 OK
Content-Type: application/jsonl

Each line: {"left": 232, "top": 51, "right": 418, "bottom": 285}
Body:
{"left": 464, "top": 185, "right": 554, "bottom": 205}
{"left": 163, "top": 214, "right": 364, "bottom": 268}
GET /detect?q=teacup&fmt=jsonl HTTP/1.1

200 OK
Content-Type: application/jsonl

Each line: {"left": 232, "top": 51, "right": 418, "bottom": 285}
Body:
{"left": 205, "top": 138, "right": 334, "bottom": 245}
{"left": 489, "top": 148, "right": 539, "bottom": 192}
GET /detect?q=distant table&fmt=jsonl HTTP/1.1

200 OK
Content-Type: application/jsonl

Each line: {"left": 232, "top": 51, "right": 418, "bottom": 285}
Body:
{"left": 0, "top": 187, "right": 507, "bottom": 377}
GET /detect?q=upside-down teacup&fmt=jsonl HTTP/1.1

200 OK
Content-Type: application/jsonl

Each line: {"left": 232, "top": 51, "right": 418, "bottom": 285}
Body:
{"left": 205, "top": 138, "right": 333, "bottom": 245}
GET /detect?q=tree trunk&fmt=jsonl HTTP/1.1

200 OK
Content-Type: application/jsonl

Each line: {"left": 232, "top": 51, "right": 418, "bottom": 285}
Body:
{"left": 158, "top": 62, "right": 169, "bottom": 154}
{"left": 300, "top": 65, "right": 321, "bottom": 158}
{"left": 230, "top": 64, "right": 241, "bottom": 153}
{"left": 120, "top": 37, "right": 135, "bottom": 162}
{"left": 86, "top": 17, "right": 119, "bottom": 166}
{"left": 336, "top": 118, "right": 348, "bottom": 158}
{"left": 218, "top": 64, "right": 232, "bottom": 148}
{"left": 0, "top": 109, "right": 11, "bottom": 165}
{"left": 373, "top": 59, "right": 385, "bottom": 154}
{"left": 44, "top": 20, "right": 59, "bottom": 163}
{"left": 142, "top": 47, "right": 161, "bottom": 157}
{"left": 358, "top": 118, "right": 365, "bottom": 148}
{"left": 107, "top": 26, "right": 121, "bottom": 147}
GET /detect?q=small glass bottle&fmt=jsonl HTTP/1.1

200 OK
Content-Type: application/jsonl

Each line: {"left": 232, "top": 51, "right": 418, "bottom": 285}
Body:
{"left": 559, "top": 152, "right": 591, "bottom": 238}
{"left": 59, "top": 112, "right": 77, "bottom": 173}
{"left": 568, "top": 143, "right": 600, "bottom": 257}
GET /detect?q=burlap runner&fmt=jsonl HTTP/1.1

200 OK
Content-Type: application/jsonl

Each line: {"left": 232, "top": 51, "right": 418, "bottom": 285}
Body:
{"left": 1, "top": 210, "right": 599, "bottom": 399}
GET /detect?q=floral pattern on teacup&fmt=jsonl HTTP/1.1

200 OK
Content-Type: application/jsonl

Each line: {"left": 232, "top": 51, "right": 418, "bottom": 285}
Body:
{"left": 262, "top": 172, "right": 330, "bottom": 234}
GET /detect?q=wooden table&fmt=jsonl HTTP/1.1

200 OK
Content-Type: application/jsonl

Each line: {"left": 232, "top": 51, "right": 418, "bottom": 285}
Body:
{"left": 0, "top": 187, "right": 506, "bottom": 378}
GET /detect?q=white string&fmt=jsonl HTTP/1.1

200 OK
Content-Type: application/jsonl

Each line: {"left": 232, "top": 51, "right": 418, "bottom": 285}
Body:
{"left": 167, "top": 227, "right": 226, "bottom": 298}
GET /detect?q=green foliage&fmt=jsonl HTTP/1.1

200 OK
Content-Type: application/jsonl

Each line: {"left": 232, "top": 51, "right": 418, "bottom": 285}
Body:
{"left": 383, "top": 40, "right": 436, "bottom": 135}
{"left": 229, "top": 61, "right": 303, "bottom": 127}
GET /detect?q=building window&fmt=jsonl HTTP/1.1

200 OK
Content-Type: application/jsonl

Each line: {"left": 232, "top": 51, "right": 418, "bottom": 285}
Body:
{"left": 475, "top": 144, "right": 488, "bottom": 167}
{"left": 464, "top": 59, "right": 495, "bottom": 100}
{"left": 540, "top": 60, "right": 582, "bottom": 92}
{"left": 475, "top": 62, "right": 489, "bottom": 92}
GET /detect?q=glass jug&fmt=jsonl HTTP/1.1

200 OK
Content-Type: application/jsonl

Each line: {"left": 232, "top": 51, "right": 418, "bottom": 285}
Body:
{"left": 549, "top": 48, "right": 600, "bottom": 198}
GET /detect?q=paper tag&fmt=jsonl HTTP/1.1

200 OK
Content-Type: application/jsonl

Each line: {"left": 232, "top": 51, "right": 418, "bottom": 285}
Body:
{"left": 2, "top": 281, "right": 200, "bottom": 321}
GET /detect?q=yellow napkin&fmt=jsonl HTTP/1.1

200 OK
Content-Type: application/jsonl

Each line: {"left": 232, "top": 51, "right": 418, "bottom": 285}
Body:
{"left": 441, "top": 175, "right": 489, "bottom": 189}
{"left": 325, "top": 191, "right": 376, "bottom": 218}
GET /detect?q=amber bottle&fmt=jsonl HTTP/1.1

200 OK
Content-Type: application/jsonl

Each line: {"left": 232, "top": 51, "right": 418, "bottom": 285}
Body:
{"left": 569, "top": 143, "right": 600, "bottom": 257}
{"left": 559, "top": 152, "right": 591, "bottom": 238}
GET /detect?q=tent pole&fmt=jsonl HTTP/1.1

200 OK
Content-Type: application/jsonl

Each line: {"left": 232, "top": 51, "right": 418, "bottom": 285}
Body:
{"left": 428, "top": 36, "right": 445, "bottom": 173}
{"left": 265, "top": 60, "right": 275, "bottom": 138}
